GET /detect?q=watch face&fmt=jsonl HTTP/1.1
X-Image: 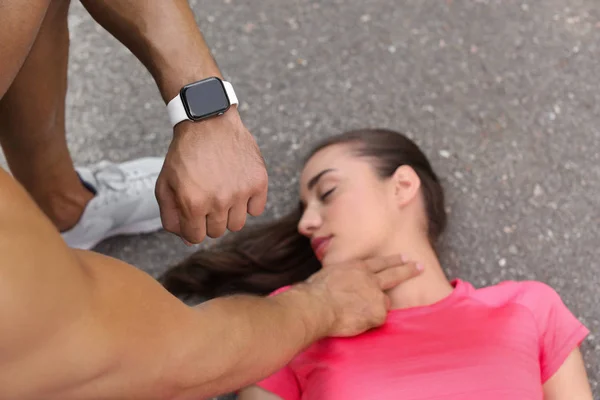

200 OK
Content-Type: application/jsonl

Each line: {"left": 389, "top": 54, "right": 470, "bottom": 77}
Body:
{"left": 181, "top": 77, "right": 230, "bottom": 120}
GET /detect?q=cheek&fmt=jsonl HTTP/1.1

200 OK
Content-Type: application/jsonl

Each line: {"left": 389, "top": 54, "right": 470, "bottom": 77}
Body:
{"left": 327, "top": 193, "right": 367, "bottom": 230}
{"left": 350, "top": 191, "right": 390, "bottom": 228}
{"left": 328, "top": 192, "right": 390, "bottom": 259}
{"left": 354, "top": 203, "right": 390, "bottom": 245}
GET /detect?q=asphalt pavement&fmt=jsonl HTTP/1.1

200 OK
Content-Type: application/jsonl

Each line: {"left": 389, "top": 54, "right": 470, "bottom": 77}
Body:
{"left": 1, "top": 0, "right": 598, "bottom": 397}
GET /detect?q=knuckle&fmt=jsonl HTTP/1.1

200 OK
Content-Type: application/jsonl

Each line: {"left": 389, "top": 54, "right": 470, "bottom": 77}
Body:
{"left": 206, "top": 222, "right": 227, "bottom": 238}
{"left": 206, "top": 230, "right": 225, "bottom": 239}
{"left": 371, "top": 305, "right": 386, "bottom": 324}
{"left": 257, "top": 172, "right": 269, "bottom": 187}
{"left": 158, "top": 213, "right": 178, "bottom": 235}
{"left": 235, "top": 190, "right": 252, "bottom": 204}
{"left": 249, "top": 172, "right": 268, "bottom": 192}
{"left": 185, "top": 197, "right": 208, "bottom": 216}
{"left": 185, "top": 232, "right": 205, "bottom": 244}
{"left": 213, "top": 192, "right": 233, "bottom": 208}
{"left": 181, "top": 223, "right": 206, "bottom": 243}
{"left": 162, "top": 221, "right": 179, "bottom": 235}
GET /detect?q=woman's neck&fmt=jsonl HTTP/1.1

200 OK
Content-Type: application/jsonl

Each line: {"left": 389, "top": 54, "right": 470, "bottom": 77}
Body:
{"left": 378, "top": 237, "right": 454, "bottom": 310}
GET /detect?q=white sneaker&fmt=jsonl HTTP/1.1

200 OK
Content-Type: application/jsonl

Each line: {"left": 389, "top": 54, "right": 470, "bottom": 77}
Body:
{"left": 61, "top": 157, "right": 165, "bottom": 250}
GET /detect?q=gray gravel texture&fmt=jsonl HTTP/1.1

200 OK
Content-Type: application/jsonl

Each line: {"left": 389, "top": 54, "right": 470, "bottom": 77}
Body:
{"left": 1, "top": 0, "right": 598, "bottom": 397}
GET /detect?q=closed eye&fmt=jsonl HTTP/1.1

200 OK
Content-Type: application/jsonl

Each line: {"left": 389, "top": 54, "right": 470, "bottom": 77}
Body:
{"left": 320, "top": 188, "right": 336, "bottom": 201}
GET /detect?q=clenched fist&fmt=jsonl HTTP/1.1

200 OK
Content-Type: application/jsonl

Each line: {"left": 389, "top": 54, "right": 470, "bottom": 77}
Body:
{"left": 156, "top": 109, "right": 268, "bottom": 244}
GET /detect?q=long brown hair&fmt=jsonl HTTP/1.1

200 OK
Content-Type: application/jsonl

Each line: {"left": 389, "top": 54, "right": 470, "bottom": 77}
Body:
{"left": 160, "top": 129, "right": 447, "bottom": 299}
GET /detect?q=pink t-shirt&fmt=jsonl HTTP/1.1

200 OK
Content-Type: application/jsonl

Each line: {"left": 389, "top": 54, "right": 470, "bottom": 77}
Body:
{"left": 257, "top": 280, "right": 589, "bottom": 400}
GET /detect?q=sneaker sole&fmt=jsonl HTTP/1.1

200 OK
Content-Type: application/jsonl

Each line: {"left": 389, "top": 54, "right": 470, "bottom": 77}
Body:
{"left": 77, "top": 217, "right": 164, "bottom": 250}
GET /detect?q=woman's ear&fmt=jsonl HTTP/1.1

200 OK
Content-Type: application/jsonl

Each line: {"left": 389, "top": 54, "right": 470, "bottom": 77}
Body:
{"left": 392, "top": 165, "right": 421, "bottom": 208}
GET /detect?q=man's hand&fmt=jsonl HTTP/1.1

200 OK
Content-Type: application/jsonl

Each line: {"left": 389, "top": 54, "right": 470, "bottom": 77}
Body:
{"left": 298, "top": 255, "right": 422, "bottom": 338}
{"left": 78, "top": 0, "right": 267, "bottom": 244}
{"left": 156, "top": 110, "right": 268, "bottom": 243}
{"left": 79, "top": 0, "right": 268, "bottom": 244}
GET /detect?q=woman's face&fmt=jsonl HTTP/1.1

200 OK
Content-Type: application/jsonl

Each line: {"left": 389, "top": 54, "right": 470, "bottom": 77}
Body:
{"left": 298, "top": 144, "right": 403, "bottom": 265}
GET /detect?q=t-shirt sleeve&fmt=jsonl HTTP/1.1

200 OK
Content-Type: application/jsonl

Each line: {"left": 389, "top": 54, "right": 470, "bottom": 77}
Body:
{"left": 255, "top": 365, "right": 301, "bottom": 400}
{"left": 519, "top": 281, "right": 589, "bottom": 383}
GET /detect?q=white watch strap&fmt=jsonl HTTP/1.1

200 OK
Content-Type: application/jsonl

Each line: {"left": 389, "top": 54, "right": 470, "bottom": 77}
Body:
{"left": 167, "top": 94, "right": 188, "bottom": 127}
{"left": 166, "top": 80, "right": 239, "bottom": 128}
{"left": 223, "top": 80, "right": 239, "bottom": 106}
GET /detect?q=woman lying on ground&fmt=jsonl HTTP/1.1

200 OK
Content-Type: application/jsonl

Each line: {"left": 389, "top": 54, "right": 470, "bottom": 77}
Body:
{"left": 163, "top": 128, "right": 592, "bottom": 400}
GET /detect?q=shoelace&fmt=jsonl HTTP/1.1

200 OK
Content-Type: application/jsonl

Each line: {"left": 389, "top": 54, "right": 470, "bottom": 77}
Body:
{"left": 90, "top": 161, "right": 155, "bottom": 207}
{"left": 92, "top": 162, "right": 129, "bottom": 191}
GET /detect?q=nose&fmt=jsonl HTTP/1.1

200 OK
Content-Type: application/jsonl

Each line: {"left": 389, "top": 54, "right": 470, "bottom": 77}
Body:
{"left": 298, "top": 206, "right": 322, "bottom": 237}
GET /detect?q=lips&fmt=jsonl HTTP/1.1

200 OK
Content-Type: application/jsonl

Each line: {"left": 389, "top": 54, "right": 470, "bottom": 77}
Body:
{"left": 311, "top": 236, "right": 332, "bottom": 261}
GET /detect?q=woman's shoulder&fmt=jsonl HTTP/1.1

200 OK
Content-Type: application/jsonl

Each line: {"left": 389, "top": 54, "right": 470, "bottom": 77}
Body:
{"left": 470, "top": 280, "right": 588, "bottom": 383}
{"left": 475, "top": 279, "right": 558, "bottom": 294}
{"left": 468, "top": 279, "right": 567, "bottom": 312}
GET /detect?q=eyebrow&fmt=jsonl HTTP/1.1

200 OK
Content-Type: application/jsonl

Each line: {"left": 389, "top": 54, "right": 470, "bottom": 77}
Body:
{"left": 307, "top": 168, "right": 336, "bottom": 191}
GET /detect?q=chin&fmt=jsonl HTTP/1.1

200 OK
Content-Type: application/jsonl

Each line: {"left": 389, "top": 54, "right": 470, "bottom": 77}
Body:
{"left": 322, "top": 251, "right": 359, "bottom": 266}
{"left": 320, "top": 252, "right": 341, "bottom": 266}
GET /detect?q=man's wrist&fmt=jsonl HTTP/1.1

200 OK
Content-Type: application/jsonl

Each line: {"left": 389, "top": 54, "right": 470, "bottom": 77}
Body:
{"left": 159, "top": 70, "right": 223, "bottom": 105}
{"left": 273, "top": 283, "right": 335, "bottom": 345}
{"left": 172, "top": 104, "right": 241, "bottom": 138}
{"left": 166, "top": 75, "right": 240, "bottom": 132}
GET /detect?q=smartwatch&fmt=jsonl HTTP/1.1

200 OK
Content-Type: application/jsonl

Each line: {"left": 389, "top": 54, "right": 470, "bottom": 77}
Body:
{"left": 167, "top": 77, "right": 239, "bottom": 127}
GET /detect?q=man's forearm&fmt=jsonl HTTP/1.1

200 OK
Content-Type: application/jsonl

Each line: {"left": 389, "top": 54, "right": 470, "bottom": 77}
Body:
{"left": 87, "top": 270, "right": 331, "bottom": 400}
{"left": 80, "top": 0, "right": 221, "bottom": 102}
{"left": 0, "top": 248, "right": 329, "bottom": 399}
{"left": 0, "top": 168, "right": 325, "bottom": 399}
{"left": 173, "top": 287, "right": 331, "bottom": 399}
